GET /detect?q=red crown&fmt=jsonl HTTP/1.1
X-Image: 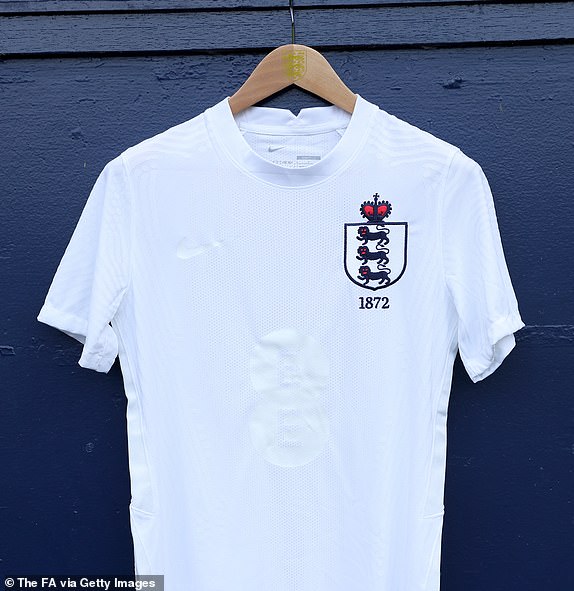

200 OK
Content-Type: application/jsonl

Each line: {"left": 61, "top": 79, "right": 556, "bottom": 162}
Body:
{"left": 360, "top": 193, "right": 392, "bottom": 222}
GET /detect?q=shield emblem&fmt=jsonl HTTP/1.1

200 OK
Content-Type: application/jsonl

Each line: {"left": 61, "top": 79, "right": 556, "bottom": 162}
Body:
{"left": 344, "top": 221, "right": 408, "bottom": 290}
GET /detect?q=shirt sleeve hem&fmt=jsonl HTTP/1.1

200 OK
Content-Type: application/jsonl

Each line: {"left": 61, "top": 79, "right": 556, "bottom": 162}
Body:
{"left": 78, "top": 342, "right": 116, "bottom": 373}
{"left": 467, "top": 312, "right": 525, "bottom": 383}
{"left": 37, "top": 302, "right": 117, "bottom": 373}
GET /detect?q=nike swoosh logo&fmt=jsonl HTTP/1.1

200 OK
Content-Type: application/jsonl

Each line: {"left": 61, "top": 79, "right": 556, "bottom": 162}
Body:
{"left": 268, "top": 145, "right": 284, "bottom": 152}
{"left": 177, "top": 238, "right": 224, "bottom": 260}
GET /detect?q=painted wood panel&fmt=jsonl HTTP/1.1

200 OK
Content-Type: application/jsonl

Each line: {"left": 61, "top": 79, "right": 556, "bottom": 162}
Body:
{"left": 1, "top": 4, "right": 572, "bottom": 589}
{"left": 1, "top": 3, "right": 573, "bottom": 54}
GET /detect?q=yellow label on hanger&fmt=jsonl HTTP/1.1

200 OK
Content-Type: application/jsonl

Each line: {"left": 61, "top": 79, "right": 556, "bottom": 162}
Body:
{"left": 283, "top": 48, "right": 306, "bottom": 81}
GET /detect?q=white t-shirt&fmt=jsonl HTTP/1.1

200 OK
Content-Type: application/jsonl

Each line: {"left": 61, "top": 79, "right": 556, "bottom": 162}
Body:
{"left": 38, "top": 93, "right": 525, "bottom": 591}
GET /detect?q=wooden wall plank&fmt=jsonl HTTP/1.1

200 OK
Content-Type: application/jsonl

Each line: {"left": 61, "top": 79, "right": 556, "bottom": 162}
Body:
{"left": 1, "top": 3, "right": 573, "bottom": 56}
{"left": 0, "top": 0, "right": 537, "bottom": 14}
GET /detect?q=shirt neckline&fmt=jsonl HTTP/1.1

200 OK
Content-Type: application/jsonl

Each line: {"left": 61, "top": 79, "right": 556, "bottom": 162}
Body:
{"left": 204, "top": 93, "right": 378, "bottom": 189}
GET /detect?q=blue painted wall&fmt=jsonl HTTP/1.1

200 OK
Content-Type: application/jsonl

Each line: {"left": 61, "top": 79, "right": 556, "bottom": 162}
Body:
{"left": 2, "top": 2, "right": 573, "bottom": 588}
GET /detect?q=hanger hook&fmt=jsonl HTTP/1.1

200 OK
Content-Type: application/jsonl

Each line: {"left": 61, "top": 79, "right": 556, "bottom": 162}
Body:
{"left": 289, "top": 0, "right": 295, "bottom": 44}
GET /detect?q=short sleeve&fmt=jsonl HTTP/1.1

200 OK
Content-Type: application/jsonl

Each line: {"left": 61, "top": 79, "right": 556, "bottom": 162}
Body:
{"left": 37, "top": 154, "right": 132, "bottom": 373}
{"left": 442, "top": 148, "right": 525, "bottom": 383}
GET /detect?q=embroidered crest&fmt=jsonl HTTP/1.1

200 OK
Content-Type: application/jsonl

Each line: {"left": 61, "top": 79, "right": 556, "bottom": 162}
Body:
{"left": 344, "top": 193, "right": 408, "bottom": 290}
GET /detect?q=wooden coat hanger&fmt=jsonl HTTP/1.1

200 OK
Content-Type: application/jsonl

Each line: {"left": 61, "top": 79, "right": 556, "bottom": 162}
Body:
{"left": 228, "top": 2, "right": 357, "bottom": 116}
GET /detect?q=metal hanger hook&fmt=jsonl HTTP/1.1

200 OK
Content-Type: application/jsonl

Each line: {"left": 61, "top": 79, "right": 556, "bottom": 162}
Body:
{"left": 289, "top": 0, "right": 295, "bottom": 44}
